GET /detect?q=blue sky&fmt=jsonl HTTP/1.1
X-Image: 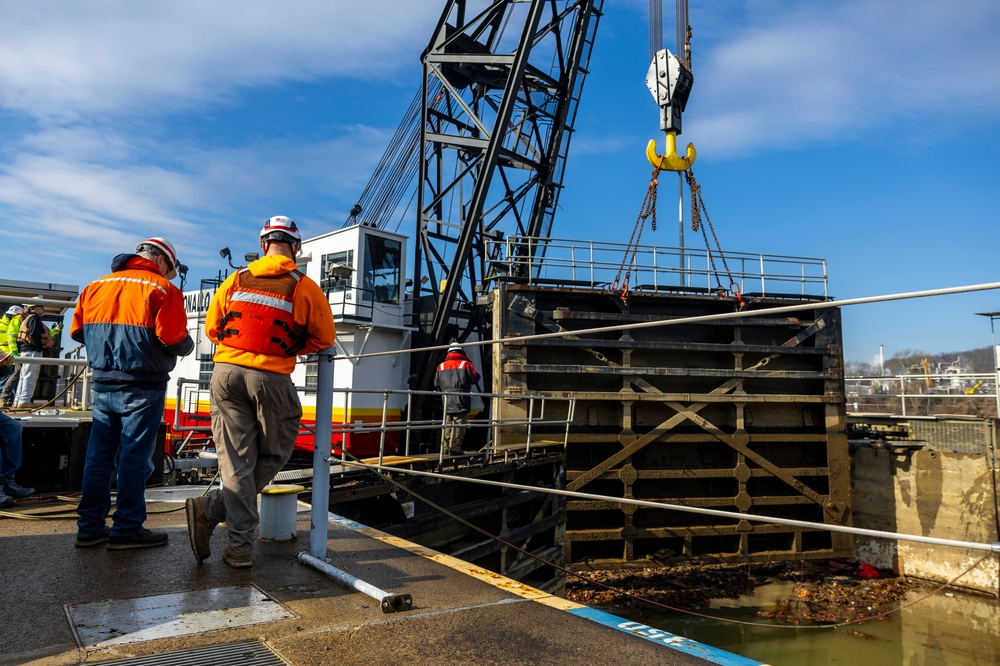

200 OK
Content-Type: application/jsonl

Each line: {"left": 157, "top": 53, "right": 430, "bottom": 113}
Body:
{"left": 1, "top": 0, "right": 998, "bottom": 363}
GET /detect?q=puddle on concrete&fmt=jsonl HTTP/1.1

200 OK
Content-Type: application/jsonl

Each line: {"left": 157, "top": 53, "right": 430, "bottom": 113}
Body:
{"left": 615, "top": 581, "right": 1000, "bottom": 666}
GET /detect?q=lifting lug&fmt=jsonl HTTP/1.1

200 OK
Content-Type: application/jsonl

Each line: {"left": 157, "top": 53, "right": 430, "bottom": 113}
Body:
{"left": 646, "top": 131, "right": 696, "bottom": 172}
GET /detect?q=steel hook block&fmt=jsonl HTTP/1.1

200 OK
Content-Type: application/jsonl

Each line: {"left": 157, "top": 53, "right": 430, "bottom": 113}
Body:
{"left": 646, "top": 131, "right": 696, "bottom": 172}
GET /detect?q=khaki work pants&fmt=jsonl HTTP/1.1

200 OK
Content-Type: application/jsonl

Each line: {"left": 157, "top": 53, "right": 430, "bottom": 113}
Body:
{"left": 442, "top": 411, "right": 469, "bottom": 453}
{"left": 201, "top": 363, "right": 302, "bottom": 556}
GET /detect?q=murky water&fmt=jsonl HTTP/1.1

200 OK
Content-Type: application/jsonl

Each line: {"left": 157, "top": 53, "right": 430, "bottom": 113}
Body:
{"left": 614, "top": 581, "right": 1000, "bottom": 665}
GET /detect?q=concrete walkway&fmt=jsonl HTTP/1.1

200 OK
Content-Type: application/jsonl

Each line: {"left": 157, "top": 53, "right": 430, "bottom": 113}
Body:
{"left": 1, "top": 488, "right": 764, "bottom": 666}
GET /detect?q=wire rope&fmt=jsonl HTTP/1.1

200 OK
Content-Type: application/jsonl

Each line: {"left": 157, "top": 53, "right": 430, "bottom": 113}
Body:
{"left": 339, "top": 455, "right": 993, "bottom": 630}
{"left": 337, "top": 280, "right": 1000, "bottom": 362}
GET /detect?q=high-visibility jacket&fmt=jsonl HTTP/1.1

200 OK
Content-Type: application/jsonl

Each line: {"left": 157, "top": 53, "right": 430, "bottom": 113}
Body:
{"left": 5, "top": 315, "right": 22, "bottom": 357}
{"left": 70, "top": 254, "right": 194, "bottom": 388}
{"left": 0, "top": 315, "right": 10, "bottom": 355}
{"left": 434, "top": 351, "right": 481, "bottom": 414}
{"left": 205, "top": 254, "right": 335, "bottom": 375}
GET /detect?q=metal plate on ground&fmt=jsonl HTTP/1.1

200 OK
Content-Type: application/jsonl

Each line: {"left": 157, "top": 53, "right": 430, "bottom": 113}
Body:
{"left": 65, "top": 585, "right": 297, "bottom": 649}
{"left": 91, "top": 640, "right": 288, "bottom": 665}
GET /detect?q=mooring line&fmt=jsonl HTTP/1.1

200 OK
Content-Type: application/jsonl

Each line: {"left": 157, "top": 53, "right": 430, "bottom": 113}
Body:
{"left": 345, "top": 462, "right": 1000, "bottom": 554}
{"left": 337, "top": 280, "right": 1000, "bottom": 361}
{"left": 340, "top": 456, "right": 992, "bottom": 630}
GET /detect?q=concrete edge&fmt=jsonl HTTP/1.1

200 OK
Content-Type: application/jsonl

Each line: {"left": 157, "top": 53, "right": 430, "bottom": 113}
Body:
{"left": 324, "top": 512, "right": 770, "bottom": 666}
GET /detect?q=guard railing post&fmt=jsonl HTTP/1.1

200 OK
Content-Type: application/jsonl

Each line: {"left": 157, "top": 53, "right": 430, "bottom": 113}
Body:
{"left": 309, "top": 346, "right": 335, "bottom": 559}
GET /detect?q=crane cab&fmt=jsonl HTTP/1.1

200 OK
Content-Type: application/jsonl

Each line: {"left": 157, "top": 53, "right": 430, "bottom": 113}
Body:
{"left": 168, "top": 225, "right": 415, "bottom": 458}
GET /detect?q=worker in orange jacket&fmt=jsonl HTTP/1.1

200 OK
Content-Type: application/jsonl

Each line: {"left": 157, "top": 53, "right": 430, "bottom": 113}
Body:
{"left": 72, "top": 237, "right": 194, "bottom": 549}
{"left": 186, "top": 216, "right": 335, "bottom": 569}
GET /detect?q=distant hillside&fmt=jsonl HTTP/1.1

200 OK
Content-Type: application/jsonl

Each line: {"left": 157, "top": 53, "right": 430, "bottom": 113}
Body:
{"left": 845, "top": 346, "right": 993, "bottom": 377}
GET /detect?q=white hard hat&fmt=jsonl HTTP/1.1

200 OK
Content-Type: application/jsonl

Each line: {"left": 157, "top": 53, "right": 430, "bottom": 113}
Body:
{"left": 260, "top": 215, "right": 302, "bottom": 244}
{"left": 137, "top": 237, "right": 178, "bottom": 270}
{"left": 5, "top": 305, "right": 24, "bottom": 316}
{"left": 448, "top": 343, "right": 463, "bottom": 353}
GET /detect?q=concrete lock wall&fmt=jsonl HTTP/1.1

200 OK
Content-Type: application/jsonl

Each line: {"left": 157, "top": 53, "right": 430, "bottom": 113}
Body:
{"left": 852, "top": 420, "right": 1000, "bottom": 596}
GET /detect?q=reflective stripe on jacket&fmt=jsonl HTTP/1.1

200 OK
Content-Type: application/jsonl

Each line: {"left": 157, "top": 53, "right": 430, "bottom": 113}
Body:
{"left": 434, "top": 351, "right": 480, "bottom": 414}
{"left": 206, "top": 254, "right": 336, "bottom": 375}
{"left": 214, "top": 267, "right": 305, "bottom": 357}
{"left": 70, "top": 254, "right": 194, "bottom": 387}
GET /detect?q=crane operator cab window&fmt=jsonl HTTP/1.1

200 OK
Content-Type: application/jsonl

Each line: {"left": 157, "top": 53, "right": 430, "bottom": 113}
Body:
{"left": 361, "top": 236, "right": 401, "bottom": 305}
{"left": 321, "top": 250, "right": 354, "bottom": 293}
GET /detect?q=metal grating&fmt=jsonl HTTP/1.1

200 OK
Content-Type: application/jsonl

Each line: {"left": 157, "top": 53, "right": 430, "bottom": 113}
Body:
{"left": 94, "top": 640, "right": 288, "bottom": 666}
{"left": 908, "top": 418, "right": 991, "bottom": 455}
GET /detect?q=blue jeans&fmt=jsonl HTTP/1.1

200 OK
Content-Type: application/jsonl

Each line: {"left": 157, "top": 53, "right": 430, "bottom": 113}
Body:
{"left": 76, "top": 385, "right": 165, "bottom": 538}
{"left": 14, "top": 350, "right": 42, "bottom": 405}
{"left": 0, "top": 411, "right": 24, "bottom": 479}
{"left": 0, "top": 364, "right": 14, "bottom": 396}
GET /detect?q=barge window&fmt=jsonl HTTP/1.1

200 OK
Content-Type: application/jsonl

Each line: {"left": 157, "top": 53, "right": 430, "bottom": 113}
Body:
{"left": 321, "top": 250, "right": 354, "bottom": 293}
{"left": 361, "top": 235, "right": 401, "bottom": 305}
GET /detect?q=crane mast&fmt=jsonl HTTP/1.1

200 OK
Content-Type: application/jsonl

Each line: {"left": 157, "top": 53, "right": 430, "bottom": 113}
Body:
{"left": 412, "top": 0, "right": 604, "bottom": 389}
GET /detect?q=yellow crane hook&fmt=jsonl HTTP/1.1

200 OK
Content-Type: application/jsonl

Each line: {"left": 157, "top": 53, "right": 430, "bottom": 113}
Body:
{"left": 646, "top": 131, "right": 696, "bottom": 172}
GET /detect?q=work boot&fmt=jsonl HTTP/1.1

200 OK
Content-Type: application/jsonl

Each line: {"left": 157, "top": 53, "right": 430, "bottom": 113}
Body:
{"left": 185, "top": 497, "right": 217, "bottom": 563}
{"left": 223, "top": 546, "right": 253, "bottom": 569}
{"left": 0, "top": 487, "right": 13, "bottom": 509}
{"left": 107, "top": 529, "right": 168, "bottom": 550}
{"left": 3, "top": 476, "right": 34, "bottom": 499}
{"left": 75, "top": 526, "right": 111, "bottom": 548}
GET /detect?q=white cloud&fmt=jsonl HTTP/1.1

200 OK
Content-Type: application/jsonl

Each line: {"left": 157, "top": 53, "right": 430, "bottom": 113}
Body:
{"left": 1, "top": 0, "right": 998, "bottom": 304}
{"left": 0, "top": 1, "right": 435, "bottom": 119}
{"left": 0, "top": 121, "right": 393, "bottom": 282}
{"left": 687, "top": 0, "right": 1000, "bottom": 156}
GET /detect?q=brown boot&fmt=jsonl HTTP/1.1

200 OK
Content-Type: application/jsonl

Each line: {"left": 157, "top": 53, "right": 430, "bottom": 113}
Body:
{"left": 223, "top": 546, "right": 253, "bottom": 569}
{"left": 185, "top": 497, "right": 216, "bottom": 562}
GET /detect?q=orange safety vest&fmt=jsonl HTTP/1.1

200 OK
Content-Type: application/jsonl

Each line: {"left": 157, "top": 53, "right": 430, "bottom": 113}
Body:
{"left": 216, "top": 268, "right": 307, "bottom": 357}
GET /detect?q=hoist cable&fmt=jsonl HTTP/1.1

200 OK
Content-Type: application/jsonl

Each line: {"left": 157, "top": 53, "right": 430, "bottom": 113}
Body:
{"left": 649, "top": 0, "right": 662, "bottom": 62}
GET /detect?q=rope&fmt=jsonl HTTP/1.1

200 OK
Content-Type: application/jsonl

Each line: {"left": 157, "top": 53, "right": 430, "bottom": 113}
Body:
{"left": 0, "top": 469, "right": 221, "bottom": 520}
{"left": 336, "top": 280, "right": 1000, "bottom": 362}
{"left": 14, "top": 364, "right": 87, "bottom": 415}
{"left": 342, "top": 457, "right": 995, "bottom": 630}
{"left": 347, "top": 463, "right": 1000, "bottom": 554}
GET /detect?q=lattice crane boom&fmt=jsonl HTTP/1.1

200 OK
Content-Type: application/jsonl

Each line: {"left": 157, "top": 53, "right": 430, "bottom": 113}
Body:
{"left": 411, "top": 0, "right": 605, "bottom": 390}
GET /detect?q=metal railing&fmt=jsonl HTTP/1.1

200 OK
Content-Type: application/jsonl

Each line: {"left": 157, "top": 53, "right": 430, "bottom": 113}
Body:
{"left": 488, "top": 235, "right": 829, "bottom": 299}
{"left": 172, "top": 377, "right": 576, "bottom": 464}
{"left": 326, "top": 386, "right": 575, "bottom": 466}
{"left": 4, "top": 354, "right": 89, "bottom": 410}
{"left": 846, "top": 372, "right": 998, "bottom": 417}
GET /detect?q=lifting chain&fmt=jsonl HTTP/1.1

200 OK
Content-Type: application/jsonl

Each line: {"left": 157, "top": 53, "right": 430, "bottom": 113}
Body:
{"left": 612, "top": 168, "right": 661, "bottom": 303}
{"left": 685, "top": 169, "right": 744, "bottom": 309}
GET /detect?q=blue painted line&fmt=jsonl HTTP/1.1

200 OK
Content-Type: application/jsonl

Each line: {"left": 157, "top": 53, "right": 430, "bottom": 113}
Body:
{"left": 566, "top": 606, "right": 768, "bottom": 666}
{"left": 329, "top": 511, "right": 767, "bottom": 665}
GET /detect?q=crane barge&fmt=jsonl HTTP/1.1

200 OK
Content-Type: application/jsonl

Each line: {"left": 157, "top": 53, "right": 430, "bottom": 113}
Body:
{"left": 162, "top": 0, "right": 851, "bottom": 580}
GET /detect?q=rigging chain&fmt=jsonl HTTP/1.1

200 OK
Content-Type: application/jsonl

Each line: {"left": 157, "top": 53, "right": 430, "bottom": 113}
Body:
{"left": 611, "top": 168, "right": 660, "bottom": 303}
{"left": 685, "top": 169, "right": 745, "bottom": 309}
